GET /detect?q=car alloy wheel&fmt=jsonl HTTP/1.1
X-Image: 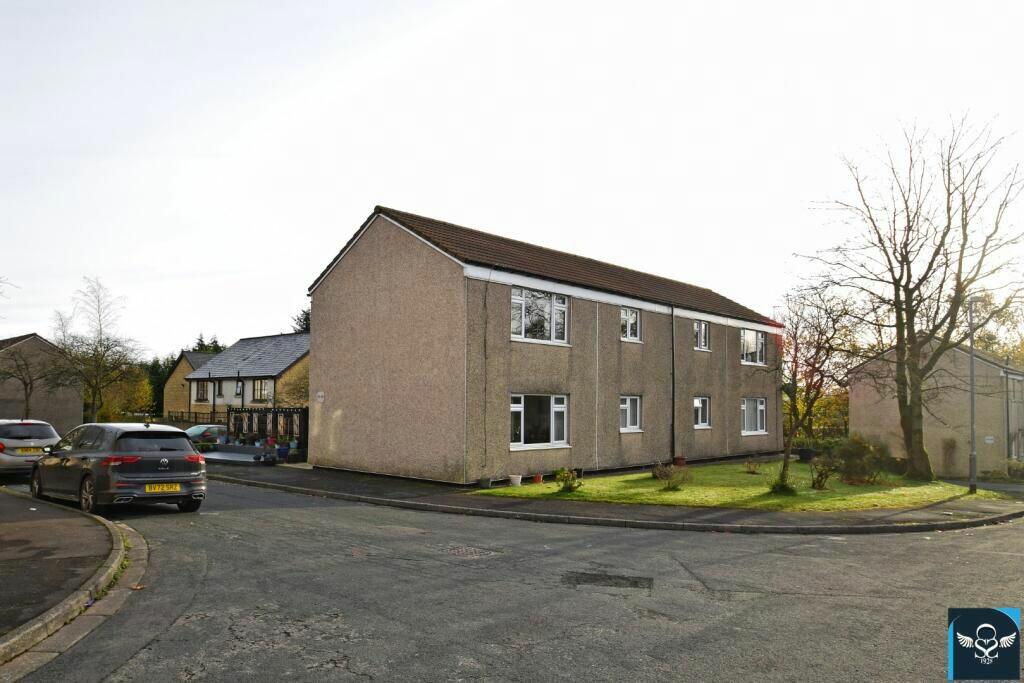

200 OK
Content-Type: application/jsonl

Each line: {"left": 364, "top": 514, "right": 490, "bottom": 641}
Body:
{"left": 31, "top": 468, "right": 43, "bottom": 498}
{"left": 79, "top": 476, "right": 99, "bottom": 514}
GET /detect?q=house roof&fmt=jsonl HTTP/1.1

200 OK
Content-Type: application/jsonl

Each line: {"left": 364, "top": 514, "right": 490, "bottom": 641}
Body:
{"left": 0, "top": 333, "right": 46, "bottom": 352}
{"left": 185, "top": 333, "right": 309, "bottom": 380}
{"left": 850, "top": 344, "right": 1024, "bottom": 377}
{"left": 182, "top": 351, "right": 217, "bottom": 371}
{"left": 309, "top": 206, "right": 780, "bottom": 327}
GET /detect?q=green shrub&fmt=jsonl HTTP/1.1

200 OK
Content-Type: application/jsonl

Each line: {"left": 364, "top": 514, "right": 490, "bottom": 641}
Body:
{"left": 743, "top": 458, "right": 760, "bottom": 475}
{"left": 1009, "top": 460, "right": 1024, "bottom": 481}
{"left": 830, "top": 434, "right": 904, "bottom": 484}
{"left": 653, "top": 464, "right": 693, "bottom": 491}
{"left": 864, "top": 437, "right": 905, "bottom": 475}
{"left": 554, "top": 468, "right": 583, "bottom": 492}
{"left": 809, "top": 453, "right": 841, "bottom": 490}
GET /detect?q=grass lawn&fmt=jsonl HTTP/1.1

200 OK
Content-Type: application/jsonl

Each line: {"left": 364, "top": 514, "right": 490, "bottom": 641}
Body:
{"left": 474, "top": 461, "right": 1009, "bottom": 512}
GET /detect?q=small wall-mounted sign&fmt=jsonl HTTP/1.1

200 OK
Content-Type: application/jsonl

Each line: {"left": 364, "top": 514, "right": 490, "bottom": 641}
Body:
{"left": 984, "top": 435, "right": 995, "bottom": 445}
{"left": 316, "top": 391, "right": 325, "bottom": 403}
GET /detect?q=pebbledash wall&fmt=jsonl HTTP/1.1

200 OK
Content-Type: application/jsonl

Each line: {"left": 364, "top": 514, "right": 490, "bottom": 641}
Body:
{"left": 309, "top": 214, "right": 783, "bottom": 484}
{"left": 849, "top": 348, "right": 1023, "bottom": 478}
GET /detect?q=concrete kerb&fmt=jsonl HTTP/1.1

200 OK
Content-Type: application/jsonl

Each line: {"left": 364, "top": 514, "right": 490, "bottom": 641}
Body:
{"left": 0, "top": 488, "right": 127, "bottom": 666}
{"left": 206, "top": 472, "right": 1024, "bottom": 535}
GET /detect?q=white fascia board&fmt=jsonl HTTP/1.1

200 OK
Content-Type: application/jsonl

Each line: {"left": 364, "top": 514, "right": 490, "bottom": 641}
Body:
{"left": 464, "top": 265, "right": 780, "bottom": 334}
{"left": 308, "top": 213, "right": 465, "bottom": 294}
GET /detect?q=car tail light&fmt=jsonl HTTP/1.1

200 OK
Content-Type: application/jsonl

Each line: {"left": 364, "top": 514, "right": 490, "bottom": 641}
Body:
{"left": 0, "top": 442, "right": 5, "bottom": 452}
{"left": 185, "top": 454, "right": 205, "bottom": 463}
{"left": 100, "top": 455, "right": 142, "bottom": 466}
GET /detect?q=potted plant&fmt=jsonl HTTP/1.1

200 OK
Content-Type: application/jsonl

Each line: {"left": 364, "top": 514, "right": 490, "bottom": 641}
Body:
{"left": 673, "top": 454, "right": 687, "bottom": 467}
{"left": 794, "top": 437, "right": 819, "bottom": 463}
{"left": 509, "top": 474, "right": 522, "bottom": 486}
{"left": 532, "top": 473, "right": 544, "bottom": 484}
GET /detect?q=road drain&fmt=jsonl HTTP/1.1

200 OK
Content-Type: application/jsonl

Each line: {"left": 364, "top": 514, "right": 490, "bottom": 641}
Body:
{"left": 562, "top": 572, "right": 653, "bottom": 590}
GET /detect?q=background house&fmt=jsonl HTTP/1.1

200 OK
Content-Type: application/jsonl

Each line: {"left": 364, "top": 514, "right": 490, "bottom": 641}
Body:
{"left": 162, "top": 351, "right": 216, "bottom": 419}
{"left": 849, "top": 347, "right": 1024, "bottom": 477}
{"left": 0, "top": 333, "right": 82, "bottom": 434}
{"left": 175, "top": 333, "right": 310, "bottom": 424}
{"left": 308, "top": 206, "right": 783, "bottom": 483}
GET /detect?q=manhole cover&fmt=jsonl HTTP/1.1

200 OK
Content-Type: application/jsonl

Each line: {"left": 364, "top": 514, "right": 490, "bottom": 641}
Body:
{"left": 562, "top": 572, "right": 653, "bottom": 590}
{"left": 434, "top": 544, "right": 500, "bottom": 559}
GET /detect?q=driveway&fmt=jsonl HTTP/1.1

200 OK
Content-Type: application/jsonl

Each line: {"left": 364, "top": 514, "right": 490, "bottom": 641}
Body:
{"left": 21, "top": 480, "right": 1024, "bottom": 682}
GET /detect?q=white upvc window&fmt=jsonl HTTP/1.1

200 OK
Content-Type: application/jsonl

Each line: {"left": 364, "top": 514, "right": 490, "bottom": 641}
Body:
{"left": 619, "top": 396, "right": 642, "bottom": 432}
{"left": 693, "top": 320, "right": 711, "bottom": 351}
{"left": 511, "top": 288, "right": 568, "bottom": 343}
{"left": 740, "top": 397, "right": 767, "bottom": 434}
{"left": 740, "top": 329, "right": 766, "bottom": 365}
{"left": 693, "top": 396, "right": 711, "bottom": 428}
{"left": 620, "top": 307, "right": 641, "bottom": 341}
{"left": 510, "top": 394, "right": 568, "bottom": 449}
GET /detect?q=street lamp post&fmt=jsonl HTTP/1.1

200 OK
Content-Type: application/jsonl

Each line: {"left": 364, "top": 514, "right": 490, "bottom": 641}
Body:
{"left": 968, "top": 297, "right": 978, "bottom": 495}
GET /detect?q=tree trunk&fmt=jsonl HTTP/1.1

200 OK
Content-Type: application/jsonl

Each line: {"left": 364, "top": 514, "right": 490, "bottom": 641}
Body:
{"left": 21, "top": 386, "right": 32, "bottom": 419}
{"left": 903, "top": 381, "right": 935, "bottom": 481}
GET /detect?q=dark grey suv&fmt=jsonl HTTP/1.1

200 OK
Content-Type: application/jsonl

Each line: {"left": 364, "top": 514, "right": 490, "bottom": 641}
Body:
{"left": 31, "top": 423, "right": 207, "bottom": 514}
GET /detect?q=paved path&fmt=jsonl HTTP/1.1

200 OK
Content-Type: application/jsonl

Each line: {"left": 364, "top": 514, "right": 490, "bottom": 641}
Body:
{"left": 207, "top": 463, "right": 1024, "bottom": 528}
{"left": 0, "top": 488, "right": 110, "bottom": 638}
{"left": 20, "top": 480, "right": 1024, "bottom": 682}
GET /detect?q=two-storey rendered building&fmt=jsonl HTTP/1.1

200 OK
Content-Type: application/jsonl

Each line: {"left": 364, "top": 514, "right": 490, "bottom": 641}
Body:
{"left": 308, "top": 206, "right": 783, "bottom": 483}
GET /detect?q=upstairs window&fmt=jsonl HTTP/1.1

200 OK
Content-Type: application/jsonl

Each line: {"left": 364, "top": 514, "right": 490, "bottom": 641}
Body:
{"left": 693, "top": 396, "right": 711, "bottom": 428}
{"left": 740, "top": 329, "right": 766, "bottom": 365}
{"left": 741, "top": 397, "right": 767, "bottom": 434}
{"left": 511, "top": 288, "right": 568, "bottom": 343}
{"left": 195, "top": 382, "right": 208, "bottom": 402}
{"left": 693, "top": 320, "right": 711, "bottom": 351}
{"left": 511, "top": 394, "right": 568, "bottom": 448}
{"left": 620, "top": 307, "right": 641, "bottom": 341}
{"left": 619, "top": 396, "right": 642, "bottom": 431}
{"left": 253, "top": 379, "right": 270, "bottom": 402}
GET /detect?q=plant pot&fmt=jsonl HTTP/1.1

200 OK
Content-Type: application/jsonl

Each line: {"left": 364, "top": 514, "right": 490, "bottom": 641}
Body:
{"left": 277, "top": 445, "right": 290, "bottom": 457}
{"left": 478, "top": 476, "right": 492, "bottom": 489}
{"left": 672, "top": 456, "right": 686, "bottom": 467}
{"left": 509, "top": 474, "right": 522, "bottom": 486}
{"left": 797, "top": 448, "right": 818, "bottom": 463}
{"left": 532, "top": 473, "right": 544, "bottom": 484}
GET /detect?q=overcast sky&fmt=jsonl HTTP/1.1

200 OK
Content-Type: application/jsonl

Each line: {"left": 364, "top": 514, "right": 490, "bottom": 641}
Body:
{"left": 2, "top": 1, "right": 1023, "bottom": 357}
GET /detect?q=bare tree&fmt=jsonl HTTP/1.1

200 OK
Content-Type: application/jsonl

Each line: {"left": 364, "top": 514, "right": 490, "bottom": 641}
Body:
{"left": 814, "top": 120, "right": 1023, "bottom": 480}
{"left": 774, "top": 287, "right": 854, "bottom": 491}
{"left": 0, "top": 343, "right": 58, "bottom": 419}
{"left": 50, "top": 277, "right": 141, "bottom": 421}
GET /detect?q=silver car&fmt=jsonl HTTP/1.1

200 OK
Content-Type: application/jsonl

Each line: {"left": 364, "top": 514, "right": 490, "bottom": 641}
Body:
{"left": 0, "top": 420, "right": 60, "bottom": 475}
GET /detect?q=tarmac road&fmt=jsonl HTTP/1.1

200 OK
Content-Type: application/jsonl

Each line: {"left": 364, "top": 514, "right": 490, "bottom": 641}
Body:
{"left": 21, "top": 480, "right": 1024, "bottom": 682}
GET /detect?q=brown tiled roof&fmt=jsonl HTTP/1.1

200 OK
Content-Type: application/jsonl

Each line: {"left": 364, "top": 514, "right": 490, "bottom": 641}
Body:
{"left": 311, "top": 206, "right": 780, "bottom": 327}
{"left": 0, "top": 333, "right": 46, "bottom": 352}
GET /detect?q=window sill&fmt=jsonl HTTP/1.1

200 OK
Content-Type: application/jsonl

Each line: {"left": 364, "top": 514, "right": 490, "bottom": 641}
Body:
{"left": 620, "top": 338, "right": 643, "bottom": 345}
{"left": 740, "top": 361, "right": 767, "bottom": 367}
{"left": 250, "top": 400, "right": 270, "bottom": 404}
{"left": 511, "top": 337, "right": 571, "bottom": 348}
{"left": 619, "top": 428, "right": 643, "bottom": 434}
{"left": 194, "top": 400, "right": 209, "bottom": 404}
{"left": 694, "top": 425, "right": 712, "bottom": 430}
{"left": 510, "top": 443, "right": 571, "bottom": 452}
{"left": 741, "top": 431, "right": 768, "bottom": 437}
{"left": 693, "top": 347, "right": 712, "bottom": 353}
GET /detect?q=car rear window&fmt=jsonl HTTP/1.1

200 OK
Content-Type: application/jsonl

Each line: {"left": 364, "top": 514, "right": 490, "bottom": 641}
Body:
{"left": 115, "top": 432, "right": 195, "bottom": 452}
{"left": 0, "top": 424, "right": 59, "bottom": 440}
